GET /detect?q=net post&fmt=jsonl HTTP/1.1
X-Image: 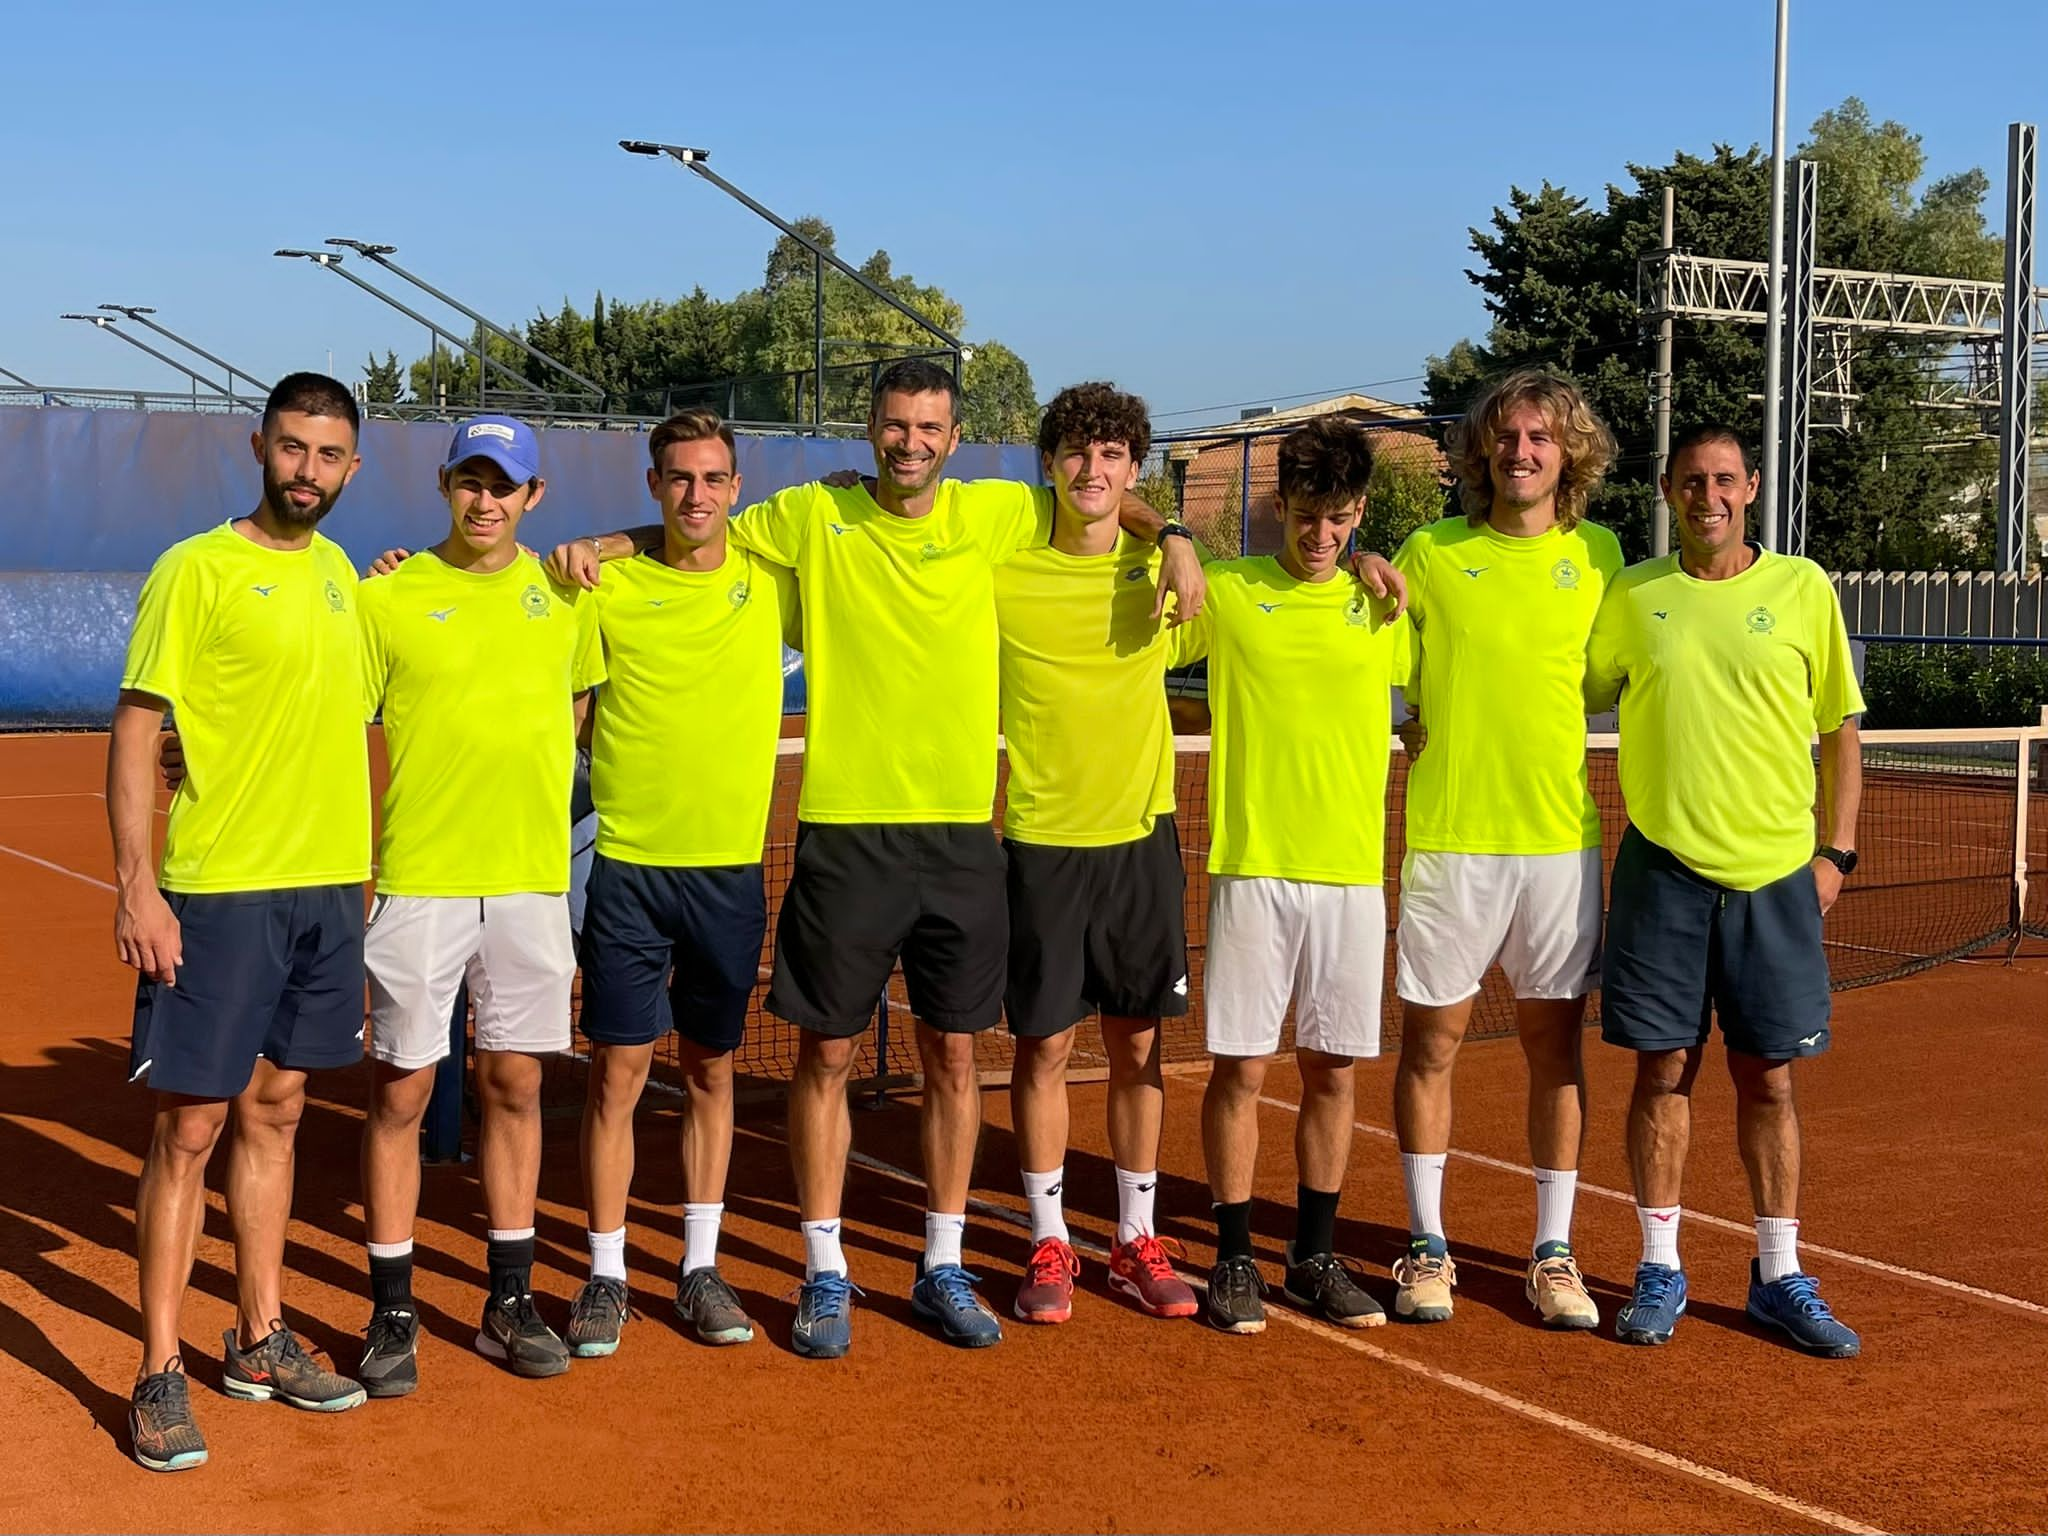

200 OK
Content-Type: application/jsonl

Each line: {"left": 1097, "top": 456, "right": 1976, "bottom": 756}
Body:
{"left": 862, "top": 986, "right": 891, "bottom": 1111}
{"left": 423, "top": 981, "right": 467, "bottom": 1163}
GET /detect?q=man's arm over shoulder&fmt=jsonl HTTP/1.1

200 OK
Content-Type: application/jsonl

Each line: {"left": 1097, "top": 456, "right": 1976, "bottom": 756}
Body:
{"left": 1583, "top": 571, "right": 1634, "bottom": 715}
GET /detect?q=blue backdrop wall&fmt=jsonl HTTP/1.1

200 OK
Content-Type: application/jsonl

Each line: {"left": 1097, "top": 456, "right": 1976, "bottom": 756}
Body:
{"left": 0, "top": 406, "right": 1039, "bottom": 724}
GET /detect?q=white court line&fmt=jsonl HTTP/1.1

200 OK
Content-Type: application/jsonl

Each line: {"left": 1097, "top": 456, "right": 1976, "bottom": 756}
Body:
{"left": 0, "top": 843, "right": 114, "bottom": 892}
{"left": 0, "top": 791, "right": 103, "bottom": 801}
{"left": 843, "top": 1147, "right": 1886, "bottom": 1536}
{"left": 1256, "top": 1094, "right": 2048, "bottom": 1320}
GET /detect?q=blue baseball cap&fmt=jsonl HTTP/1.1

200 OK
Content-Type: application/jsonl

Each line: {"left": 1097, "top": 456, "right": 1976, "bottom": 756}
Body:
{"left": 444, "top": 415, "right": 541, "bottom": 482}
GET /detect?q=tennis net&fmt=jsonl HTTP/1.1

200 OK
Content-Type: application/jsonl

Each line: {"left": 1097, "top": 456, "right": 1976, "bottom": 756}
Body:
{"left": 559, "top": 725, "right": 2039, "bottom": 1097}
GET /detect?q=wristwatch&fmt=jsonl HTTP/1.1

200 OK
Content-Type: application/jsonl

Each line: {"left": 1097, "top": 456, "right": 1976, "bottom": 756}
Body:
{"left": 1157, "top": 520, "right": 1195, "bottom": 547}
{"left": 1815, "top": 845, "right": 1858, "bottom": 875}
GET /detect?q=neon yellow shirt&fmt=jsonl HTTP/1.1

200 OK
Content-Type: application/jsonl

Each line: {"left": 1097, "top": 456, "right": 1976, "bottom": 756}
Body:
{"left": 120, "top": 522, "right": 371, "bottom": 894}
{"left": 1586, "top": 548, "right": 1864, "bottom": 890}
{"left": 1392, "top": 516, "right": 1623, "bottom": 854}
{"left": 360, "top": 551, "right": 605, "bottom": 896}
{"left": 1170, "top": 557, "right": 1412, "bottom": 884}
{"left": 731, "top": 478, "right": 1050, "bottom": 822}
{"left": 590, "top": 548, "right": 797, "bottom": 865}
{"left": 994, "top": 532, "right": 1176, "bottom": 846}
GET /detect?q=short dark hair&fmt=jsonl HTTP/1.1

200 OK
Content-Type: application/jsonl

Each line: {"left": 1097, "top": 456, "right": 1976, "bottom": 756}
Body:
{"left": 1276, "top": 415, "right": 1376, "bottom": 510}
{"left": 1667, "top": 422, "right": 1757, "bottom": 477}
{"left": 1036, "top": 381, "right": 1151, "bottom": 463}
{"left": 870, "top": 357, "right": 960, "bottom": 424}
{"left": 648, "top": 408, "right": 738, "bottom": 472}
{"left": 262, "top": 371, "right": 359, "bottom": 436}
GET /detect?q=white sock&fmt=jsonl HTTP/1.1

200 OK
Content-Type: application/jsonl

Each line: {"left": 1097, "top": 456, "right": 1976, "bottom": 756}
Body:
{"left": 801, "top": 1218, "right": 847, "bottom": 1282}
{"left": 588, "top": 1226, "right": 627, "bottom": 1283}
{"left": 682, "top": 1202, "right": 723, "bottom": 1274}
{"left": 924, "top": 1210, "right": 967, "bottom": 1271}
{"left": 1638, "top": 1205, "right": 1682, "bottom": 1269}
{"left": 1532, "top": 1167, "right": 1579, "bottom": 1253}
{"left": 1756, "top": 1216, "right": 1801, "bottom": 1284}
{"left": 487, "top": 1226, "right": 535, "bottom": 1243}
{"left": 366, "top": 1238, "right": 413, "bottom": 1260}
{"left": 1115, "top": 1167, "right": 1159, "bottom": 1246}
{"left": 1021, "top": 1167, "right": 1069, "bottom": 1245}
{"left": 1402, "top": 1152, "right": 1448, "bottom": 1239}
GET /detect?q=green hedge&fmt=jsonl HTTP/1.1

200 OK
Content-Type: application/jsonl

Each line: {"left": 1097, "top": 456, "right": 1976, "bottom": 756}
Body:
{"left": 1860, "top": 644, "right": 2048, "bottom": 729}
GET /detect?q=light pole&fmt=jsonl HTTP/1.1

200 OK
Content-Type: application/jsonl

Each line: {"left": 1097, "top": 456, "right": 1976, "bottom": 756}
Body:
{"left": 62, "top": 312, "right": 241, "bottom": 406}
{"left": 619, "top": 140, "right": 971, "bottom": 430}
{"left": 275, "top": 249, "right": 546, "bottom": 409}
{"left": 98, "top": 305, "right": 270, "bottom": 409}
{"left": 1759, "top": 0, "right": 1790, "bottom": 551}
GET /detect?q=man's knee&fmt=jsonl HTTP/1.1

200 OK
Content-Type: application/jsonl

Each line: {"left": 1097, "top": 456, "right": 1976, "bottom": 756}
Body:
{"left": 1298, "top": 1049, "right": 1357, "bottom": 1095}
{"left": 797, "top": 1032, "right": 859, "bottom": 1085}
{"left": 1399, "top": 1007, "right": 1465, "bottom": 1076}
{"left": 1728, "top": 1052, "right": 1796, "bottom": 1109}
{"left": 919, "top": 1027, "right": 978, "bottom": 1095}
{"left": 679, "top": 1043, "right": 735, "bottom": 1096}
{"left": 370, "top": 1064, "right": 435, "bottom": 1129}
{"left": 1014, "top": 1029, "right": 1075, "bottom": 1084}
{"left": 1205, "top": 1053, "right": 1269, "bottom": 1106}
{"left": 1100, "top": 1017, "right": 1160, "bottom": 1080}
{"left": 152, "top": 1100, "right": 230, "bottom": 1165}
{"left": 235, "top": 1066, "right": 307, "bottom": 1137}
{"left": 1633, "top": 1047, "right": 1697, "bottom": 1098}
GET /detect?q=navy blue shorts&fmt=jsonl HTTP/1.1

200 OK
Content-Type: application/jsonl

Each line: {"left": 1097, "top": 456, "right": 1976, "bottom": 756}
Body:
{"left": 130, "top": 884, "right": 367, "bottom": 1100}
{"left": 767, "top": 821, "right": 1007, "bottom": 1036}
{"left": 578, "top": 853, "right": 764, "bottom": 1054}
{"left": 1601, "top": 826, "right": 1832, "bottom": 1060}
{"left": 1005, "top": 816, "right": 1190, "bottom": 1038}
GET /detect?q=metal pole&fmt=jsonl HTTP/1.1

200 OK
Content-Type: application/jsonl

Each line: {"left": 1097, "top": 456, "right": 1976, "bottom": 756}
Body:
{"left": 1759, "top": 0, "right": 1790, "bottom": 551}
{"left": 1784, "top": 160, "right": 1820, "bottom": 558}
{"left": 1996, "top": 122, "right": 2038, "bottom": 575}
{"left": 62, "top": 316, "right": 239, "bottom": 402}
{"left": 1653, "top": 186, "right": 1676, "bottom": 558}
{"left": 102, "top": 308, "right": 271, "bottom": 405}
{"left": 813, "top": 251, "right": 825, "bottom": 433}
{"left": 1239, "top": 435, "right": 1253, "bottom": 554}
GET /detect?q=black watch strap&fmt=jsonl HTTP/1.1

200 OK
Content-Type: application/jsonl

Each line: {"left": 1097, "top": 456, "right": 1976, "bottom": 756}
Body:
{"left": 1158, "top": 520, "right": 1194, "bottom": 546}
{"left": 1816, "top": 845, "right": 1858, "bottom": 875}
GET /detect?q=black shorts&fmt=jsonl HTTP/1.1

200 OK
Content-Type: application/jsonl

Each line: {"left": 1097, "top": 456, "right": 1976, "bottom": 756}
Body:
{"left": 767, "top": 821, "right": 1007, "bottom": 1036}
{"left": 578, "top": 854, "right": 764, "bottom": 1054}
{"left": 130, "top": 884, "right": 366, "bottom": 1100}
{"left": 1005, "top": 816, "right": 1189, "bottom": 1038}
{"left": 1600, "top": 826, "right": 1832, "bottom": 1060}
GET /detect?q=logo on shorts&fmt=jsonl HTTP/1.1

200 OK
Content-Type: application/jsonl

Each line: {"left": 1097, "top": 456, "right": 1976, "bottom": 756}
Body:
{"left": 1173, "top": 974, "right": 1189, "bottom": 997}
{"left": 324, "top": 579, "right": 346, "bottom": 613}
{"left": 1551, "top": 558, "right": 1580, "bottom": 589}
{"left": 1746, "top": 606, "right": 1776, "bottom": 634}
{"left": 1798, "top": 1031, "right": 1824, "bottom": 1047}
{"left": 521, "top": 583, "right": 550, "bottom": 619}
{"left": 728, "top": 580, "right": 750, "bottom": 608}
{"left": 919, "top": 541, "right": 945, "bottom": 563}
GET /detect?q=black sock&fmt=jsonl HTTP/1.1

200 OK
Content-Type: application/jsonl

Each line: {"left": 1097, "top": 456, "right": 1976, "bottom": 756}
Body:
{"left": 368, "top": 1251, "right": 414, "bottom": 1313}
{"left": 1294, "top": 1185, "right": 1340, "bottom": 1261}
{"left": 1213, "top": 1200, "right": 1254, "bottom": 1262}
{"left": 487, "top": 1234, "right": 535, "bottom": 1300}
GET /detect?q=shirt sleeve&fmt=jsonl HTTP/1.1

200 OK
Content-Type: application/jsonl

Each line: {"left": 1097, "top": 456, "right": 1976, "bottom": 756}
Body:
{"left": 356, "top": 580, "right": 390, "bottom": 721}
{"left": 1392, "top": 529, "right": 1431, "bottom": 631}
{"left": 728, "top": 486, "right": 811, "bottom": 569}
{"left": 1807, "top": 569, "right": 1865, "bottom": 731}
{"left": 764, "top": 559, "right": 803, "bottom": 652}
{"left": 567, "top": 584, "right": 607, "bottom": 693}
{"left": 957, "top": 480, "right": 1053, "bottom": 563}
{"left": 1583, "top": 581, "right": 1628, "bottom": 715}
{"left": 1382, "top": 606, "right": 1415, "bottom": 691}
{"left": 119, "top": 546, "right": 203, "bottom": 711}
{"left": 1166, "top": 599, "right": 1215, "bottom": 668}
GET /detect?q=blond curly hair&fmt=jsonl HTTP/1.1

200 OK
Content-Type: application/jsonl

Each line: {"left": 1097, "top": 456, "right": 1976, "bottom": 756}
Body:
{"left": 1446, "top": 369, "right": 1616, "bottom": 531}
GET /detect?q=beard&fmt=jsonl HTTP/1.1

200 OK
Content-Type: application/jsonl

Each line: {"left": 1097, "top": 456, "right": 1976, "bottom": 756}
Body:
{"left": 262, "top": 466, "right": 340, "bottom": 529}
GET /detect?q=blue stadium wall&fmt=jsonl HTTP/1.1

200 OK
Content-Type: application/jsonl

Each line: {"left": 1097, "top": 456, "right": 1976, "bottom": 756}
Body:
{"left": 0, "top": 406, "right": 1039, "bottom": 725}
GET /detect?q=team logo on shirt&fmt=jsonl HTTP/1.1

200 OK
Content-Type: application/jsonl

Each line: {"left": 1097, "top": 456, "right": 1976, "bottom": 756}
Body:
{"left": 1746, "top": 606, "right": 1776, "bottom": 634}
{"left": 250, "top": 584, "right": 277, "bottom": 597}
{"left": 1461, "top": 566, "right": 1487, "bottom": 579}
{"left": 1551, "top": 559, "right": 1580, "bottom": 589}
{"left": 828, "top": 522, "right": 851, "bottom": 536}
{"left": 919, "top": 542, "right": 945, "bottom": 563}
{"left": 324, "top": 580, "right": 346, "bottom": 613}
{"left": 1344, "top": 591, "right": 1371, "bottom": 626}
{"left": 728, "top": 580, "right": 750, "bottom": 608}
{"left": 1256, "top": 601, "right": 1283, "bottom": 613}
{"left": 521, "top": 583, "right": 550, "bottom": 619}
{"left": 428, "top": 607, "right": 456, "bottom": 623}
{"left": 1125, "top": 566, "right": 1148, "bottom": 582}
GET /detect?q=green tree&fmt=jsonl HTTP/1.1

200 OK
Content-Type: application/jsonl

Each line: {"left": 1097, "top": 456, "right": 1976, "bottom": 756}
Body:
{"left": 360, "top": 349, "right": 405, "bottom": 405}
{"left": 1359, "top": 451, "right": 1450, "bottom": 557}
{"left": 1424, "top": 98, "right": 2003, "bottom": 568}
{"left": 960, "top": 341, "right": 1038, "bottom": 442}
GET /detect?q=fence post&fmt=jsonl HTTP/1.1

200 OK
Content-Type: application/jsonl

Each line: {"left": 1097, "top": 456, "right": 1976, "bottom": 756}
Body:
{"left": 1239, "top": 435, "right": 1252, "bottom": 554}
{"left": 865, "top": 987, "right": 891, "bottom": 1110}
{"left": 422, "top": 982, "right": 467, "bottom": 1163}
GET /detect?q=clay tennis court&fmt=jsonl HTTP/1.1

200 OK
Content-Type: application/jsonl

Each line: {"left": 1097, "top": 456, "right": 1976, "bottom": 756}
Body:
{"left": 4, "top": 729, "right": 2046, "bottom": 1533}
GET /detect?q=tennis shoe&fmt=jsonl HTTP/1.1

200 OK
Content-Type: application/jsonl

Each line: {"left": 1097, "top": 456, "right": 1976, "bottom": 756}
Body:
{"left": 129, "top": 1358, "right": 207, "bottom": 1473}
{"left": 222, "top": 1324, "right": 366, "bottom": 1411}
{"left": 1746, "top": 1262, "right": 1860, "bottom": 1357}
{"left": 791, "top": 1271, "right": 860, "bottom": 1359}
{"left": 357, "top": 1306, "right": 420, "bottom": 1398}
{"left": 476, "top": 1290, "right": 571, "bottom": 1378}
{"left": 1616, "top": 1263, "right": 1687, "bottom": 1345}
{"left": 1107, "top": 1233, "right": 1199, "bottom": 1319}
{"left": 567, "top": 1277, "right": 629, "bottom": 1358}
{"left": 1391, "top": 1235, "right": 1457, "bottom": 1323}
{"left": 674, "top": 1266, "right": 755, "bottom": 1345}
{"left": 1013, "top": 1236, "right": 1080, "bottom": 1324}
{"left": 911, "top": 1261, "right": 1003, "bottom": 1348}
{"left": 1283, "top": 1244, "right": 1386, "bottom": 1328}
{"left": 1205, "top": 1254, "right": 1267, "bottom": 1334}
{"left": 1525, "top": 1241, "right": 1600, "bottom": 1330}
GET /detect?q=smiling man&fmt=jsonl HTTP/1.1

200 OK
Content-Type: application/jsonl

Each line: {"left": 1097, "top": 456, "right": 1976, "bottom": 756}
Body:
{"left": 353, "top": 416, "right": 604, "bottom": 1393}
{"left": 1387, "top": 368, "right": 1621, "bottom": 1330}
{"left": 111, "top": 372, "right": 373, "bottom": 1472}
{"left": 1586, "top": 423, "right": 1864, "bottom": 1357}
{"left": 1168, "top": 415, "right": 1413, "bottom": 1336}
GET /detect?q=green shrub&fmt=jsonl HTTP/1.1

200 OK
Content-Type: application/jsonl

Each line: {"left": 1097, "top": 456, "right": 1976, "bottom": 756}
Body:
{"left": 1860, "top": 644, "right": 2048, "bottom": 728}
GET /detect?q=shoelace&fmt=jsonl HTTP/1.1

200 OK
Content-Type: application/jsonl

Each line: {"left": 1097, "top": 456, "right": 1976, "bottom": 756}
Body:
{"left": 1392, "top": 1252, "right": 1455, "bottom": 1286}
{"left": 1026, "top": 1240, "right": 1080, "bottom": 1288}
{"left": 678, "top": 1269, "right": 739, "bottom": 1310}
{"left": 574, "top": 1279, "right": 628, "bottom": 1327}
{"left": 1215, "top": 1255, "right": 1267, "bottom": 1303}
{"left": 1774, "top": 1272, "right": 1838, "bottom": 1320}
{"left": 793, "top": 1273, "right": 862, "bottom": 1320}
{"left": 1297, "top": 1252, "right": 1367, "bottom": 1297}
{"left": 495, "top": 1290, "right": 546, "bottom": 1332}
{"left": 1126, "top": 1233, "right": 1186, "bottom": 1280}
{"left": 134, "top": 1361, "right": 195, "bottom": 1423}
{"left": 1534, "top": 1255, "right": 1591, "bottom": 1295}
{"left": 1632, "top": 1267, "right": 1680, "bottom": 1308}
{"left": 924, "top": 1265, "right": 987, "bottom": 1310}
{"left": 364, "top": 1309, "right": 415, "bottom": 1355}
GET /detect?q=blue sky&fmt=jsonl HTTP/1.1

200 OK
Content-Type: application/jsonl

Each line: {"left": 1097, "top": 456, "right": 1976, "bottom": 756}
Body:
{"left": 1, "top": 0, "right": 2041, "bottom": 427}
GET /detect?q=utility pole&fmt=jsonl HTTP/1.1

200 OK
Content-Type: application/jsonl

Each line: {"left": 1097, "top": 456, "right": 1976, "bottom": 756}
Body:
{"left": 1758, "top": 0, "right": 1790, "bottom": 551}
{"left": 1652, "top": 185, "right": 1676, "bottom": 558}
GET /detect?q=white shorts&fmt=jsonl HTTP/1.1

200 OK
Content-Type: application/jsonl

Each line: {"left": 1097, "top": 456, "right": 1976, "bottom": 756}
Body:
{"left": 1394, "top": 848, "right": 1602, "bottom": 1007}
{"left": 1203, "top": 876, "right": 1386, "bottom": 1060}
{"left": 365, "top": 893, "right": 576, "bottom": 1068}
